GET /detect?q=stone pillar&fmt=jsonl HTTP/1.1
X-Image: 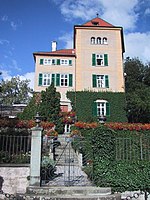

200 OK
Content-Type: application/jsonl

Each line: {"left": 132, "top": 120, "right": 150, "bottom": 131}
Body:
{"left": 29, "top": 126, "right": 43, "bottom": 186}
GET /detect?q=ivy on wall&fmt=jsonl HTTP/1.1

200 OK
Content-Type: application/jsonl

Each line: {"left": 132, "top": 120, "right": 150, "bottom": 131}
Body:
{"left": 67, "top": 91, "right": 127, "bottom": 122}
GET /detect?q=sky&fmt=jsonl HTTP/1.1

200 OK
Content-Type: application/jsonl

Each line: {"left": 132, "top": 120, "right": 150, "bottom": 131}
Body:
{"left": 0, "top": 0, "right": 150, "bottom": 89}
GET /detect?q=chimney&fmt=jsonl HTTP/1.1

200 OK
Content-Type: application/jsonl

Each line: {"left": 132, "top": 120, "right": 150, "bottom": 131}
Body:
{"left": 52, "top": 41, "right": 57, "bottom": 52}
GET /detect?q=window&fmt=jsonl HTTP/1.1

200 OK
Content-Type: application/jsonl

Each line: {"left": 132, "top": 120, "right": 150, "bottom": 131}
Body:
{"left": 61, "top": 59, "right": 69, "bottom": 65}
{"left": 57, "top": 74, "right": 73, "bottom": 87}
{"left": 38, "top": 73, "right": 73, "bottom": 87}
{"left": 40, "top": 58, "right": 56, "bottom": 65}
{"left": 40, "top": 58, "right": 72, "bottom": 66}
{"left": 90, "top": 37, "right": 108, "bottom": 45}
{"left": 103, "top": 37, "right": 107, "bottom": 44}
{"left": 92, "top": 21, "right": 99, "bottom": 26}
{"left": 52, "top": 59, "right": 56, "bottom": 65}
{"left": 97, "top": 37, "right": 101, "bottom": 44}
{"left": 92, "top": 74, "right": 109, "bottom": 88}
{"left": 93, "top": 100, "right": 110, "bottom": 117}
{"left": 43, "top": 74, "right": 51, "bottom": 86}
{"left": 96, "top": 54, "right": 104, "bottom": 66}
{"left": 91, "top": 37, "right": 95, "bottom": 44}
{"left": 44, "top": 59, "right": 51, "bottom": 65}
{"left": 61, "top": 74, "right": 68, "bottom": 86}
{"left": 64, "top": 124, "right": 71, "bottom": 133}
{"left": 92, "top": 54, "right": 108, "bottom": 66}
{"left": 61, "top": 105, "right": 68, "bottom": 112}
{"left": 97, "top": 75, "right": 105, "bottom": 88}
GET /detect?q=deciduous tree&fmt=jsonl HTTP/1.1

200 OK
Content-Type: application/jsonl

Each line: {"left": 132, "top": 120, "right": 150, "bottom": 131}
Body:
{"left": 1, "top": 76, "right": 33, "bottom": 105}
{"left": 124, "top": 57, "right": 150, "bottom": 123}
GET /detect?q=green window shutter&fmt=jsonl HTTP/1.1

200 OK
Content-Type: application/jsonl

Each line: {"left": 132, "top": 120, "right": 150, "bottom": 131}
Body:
{"left": 69, "top": 74, "right": 73, "bottom": 87}
{"left": 57, "top": 59, "right": 60, "bottom": 65}
{"left": 52, "top": 74, "right": 55, "bottom": 85}
{"left": 106, "top": 102, "right": 110, "bottom": 116}
{"left": 105, "top": 75, "right": 109, "bottom": 88}
{"left": 92, "top": 54, "right": 96, "bottom": 66}
{"left": 56, "top": 74, "right": 60, "bottom": 86}
{"left": 52, "top": 59, "right": 56, "bottom": 65}
{"left": 92, "top": 102, "right": 97, "bottom": 116}
{"left": 38, "top": 73, "right": 43, "bottom": 86}
{"left": 69, "top": 60, "right": 72, "bottom": 66}
{"left": 104, "top": 54, "right": 108, "bottom": 66}
{"left": 92, "top": 74, "right": 97, "bottom": 87}
{"left": 40, "top": 59, "right": 44, "bottom": 65}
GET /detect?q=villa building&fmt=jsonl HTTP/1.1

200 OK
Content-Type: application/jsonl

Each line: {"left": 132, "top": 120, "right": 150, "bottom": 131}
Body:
{"left": 33, "top": 17, "right": 125, "bottom": 118}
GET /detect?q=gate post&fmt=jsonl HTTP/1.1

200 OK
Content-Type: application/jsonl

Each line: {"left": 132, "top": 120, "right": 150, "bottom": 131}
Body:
{"left": 29, "top": 126, "right": 43, "bottom": 186}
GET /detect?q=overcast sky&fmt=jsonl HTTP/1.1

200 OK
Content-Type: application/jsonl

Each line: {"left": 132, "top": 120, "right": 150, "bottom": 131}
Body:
{"left": 0, "top": 0, "right": 150, "bottom": 89}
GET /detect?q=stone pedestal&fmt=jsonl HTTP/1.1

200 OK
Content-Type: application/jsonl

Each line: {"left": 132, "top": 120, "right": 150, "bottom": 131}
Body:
{"left": 29, "top": 127, "right": 43, "bottom": 186}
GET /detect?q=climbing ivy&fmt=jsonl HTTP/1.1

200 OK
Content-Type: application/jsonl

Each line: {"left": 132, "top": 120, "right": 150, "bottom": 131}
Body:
{"left": 67, "top": 91, "right": 127, "bottom": 122}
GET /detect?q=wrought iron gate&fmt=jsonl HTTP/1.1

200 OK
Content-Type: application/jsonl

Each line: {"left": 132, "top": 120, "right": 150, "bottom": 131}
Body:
{"left": 41, "top": 134, "right": 93, "bottom": 186}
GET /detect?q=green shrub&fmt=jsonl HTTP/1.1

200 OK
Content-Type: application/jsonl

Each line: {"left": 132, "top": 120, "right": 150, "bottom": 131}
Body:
{"left": 73, "top": 125, "right": 150, "bottom": 192}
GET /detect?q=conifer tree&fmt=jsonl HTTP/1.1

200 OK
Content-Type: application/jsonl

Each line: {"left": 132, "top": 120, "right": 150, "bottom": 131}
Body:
{"left": 39, "top": 83, "right": 61, "bottom": 123}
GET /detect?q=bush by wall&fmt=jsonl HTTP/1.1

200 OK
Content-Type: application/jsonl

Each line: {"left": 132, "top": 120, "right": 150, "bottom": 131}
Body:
{"left": 0, "top": 118, "right": 54, "bottom": 129}
{"left": 72, "top": 124, "right": 150, "bottom": 192}
{"left": 67, "top": 91, "right": 127, "bottom": 122}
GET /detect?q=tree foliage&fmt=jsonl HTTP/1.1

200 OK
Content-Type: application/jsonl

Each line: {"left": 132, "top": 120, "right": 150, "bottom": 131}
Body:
{"left": 74, "top": 126, "right": 150, "bottom": 192}
{"left": 38, "top": 83, "right": 61, "bottom": 123}
{"left": 17, "top": 93, "right": 39, "bottom": 120}
{"left": 0, "top": 76, "right": 33, "bottom": 105}
{"left": 124, "top": 57, "right": 150, "bottom": 123}
{"left": 18, "top": 84, "right": 63, "bottom": 132}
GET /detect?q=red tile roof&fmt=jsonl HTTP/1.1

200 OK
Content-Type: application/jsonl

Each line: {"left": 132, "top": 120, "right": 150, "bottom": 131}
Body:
{"left": 33, "top": 49, "right": 76, "bottom": 57}
{"left": 83, "top": 17, "right": 114, "bottom": 27}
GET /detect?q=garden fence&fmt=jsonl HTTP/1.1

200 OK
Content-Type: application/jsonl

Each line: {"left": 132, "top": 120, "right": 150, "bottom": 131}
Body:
{"left": 0, "top": 134, "right": 31, "bottom": 164}
{"left": 115, "top": 135, "right": 150, "bottom": 161}
{"left": 0, "top": 134, "right": 150, "bottom": 163}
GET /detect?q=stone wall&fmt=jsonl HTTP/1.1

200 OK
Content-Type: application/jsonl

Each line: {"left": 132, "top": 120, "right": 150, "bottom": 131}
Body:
{"left": 0, "top": 166, "right": 29, "bottom": 197}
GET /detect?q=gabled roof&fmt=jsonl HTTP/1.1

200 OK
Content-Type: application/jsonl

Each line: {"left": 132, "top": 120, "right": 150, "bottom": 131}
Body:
{"left": 33, "top": 49, "right": 76, "bottom": 57}
{"left": 82, "top": 17, "right": 114, "bottom": 27}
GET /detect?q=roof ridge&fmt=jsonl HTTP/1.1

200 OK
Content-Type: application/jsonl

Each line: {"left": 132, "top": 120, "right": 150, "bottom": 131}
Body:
{"left": 82, "top": 17, "right": 114, "bottom": 27}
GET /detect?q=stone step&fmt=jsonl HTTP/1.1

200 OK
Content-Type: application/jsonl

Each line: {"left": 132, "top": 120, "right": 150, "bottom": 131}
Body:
{"left": 26, "top": 186, "right": 112, "bottom": 196}
{"left": 17, "top": 186, "right": 121, "bottom": 200}
{"left": 16, "top": 193, "right": 121, "bottom": 200}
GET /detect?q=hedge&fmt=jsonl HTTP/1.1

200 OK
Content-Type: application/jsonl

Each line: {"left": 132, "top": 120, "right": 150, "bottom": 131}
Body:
{"left": 72, "top": 125, "right": 150, "bottom": 192}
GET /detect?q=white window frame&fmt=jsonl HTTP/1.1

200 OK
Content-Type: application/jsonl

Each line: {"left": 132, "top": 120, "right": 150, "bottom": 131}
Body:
{"left": 43, "top": 73, "right": 51, "bottom": 86}
{"left": 96, "top": 100, "right": 107, "bottom": 116}
{"left": 96, "top": 75, "right": 105, "bottom": 88}
{"left": 64, "top": 124, "right": 71, "bottom": 133}
{"left": 43, "top": 59, "right": 51, "bottom": 65}
{"left": 43, "top": 58, "right": 56, "bottom": 65}
{"left": 103, "top": 37, "right": 108, "bottom": 44}
{"left": 61, "top": 59, "right": 69, "bottom": 65}
{"left": 60, "top": 74, "right": 69, "bottom": 87}
{"left": 97, "top": 37, "right": 101, "bottom": 44}
{"left": 91, "top": 37, "right": 96, "bottom": 44}
{"left": 96, "top": 54, "right": 104, "bottom": 66}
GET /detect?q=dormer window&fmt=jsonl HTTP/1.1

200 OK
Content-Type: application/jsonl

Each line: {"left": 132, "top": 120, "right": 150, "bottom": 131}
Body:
{"left": 92, "top": 21, "right": 99, "bottom": 26}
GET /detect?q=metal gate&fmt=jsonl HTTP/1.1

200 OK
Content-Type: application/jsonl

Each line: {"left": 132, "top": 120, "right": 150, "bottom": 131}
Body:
{"left": 41, "top": 134, "right": 93, "bottom": 186}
